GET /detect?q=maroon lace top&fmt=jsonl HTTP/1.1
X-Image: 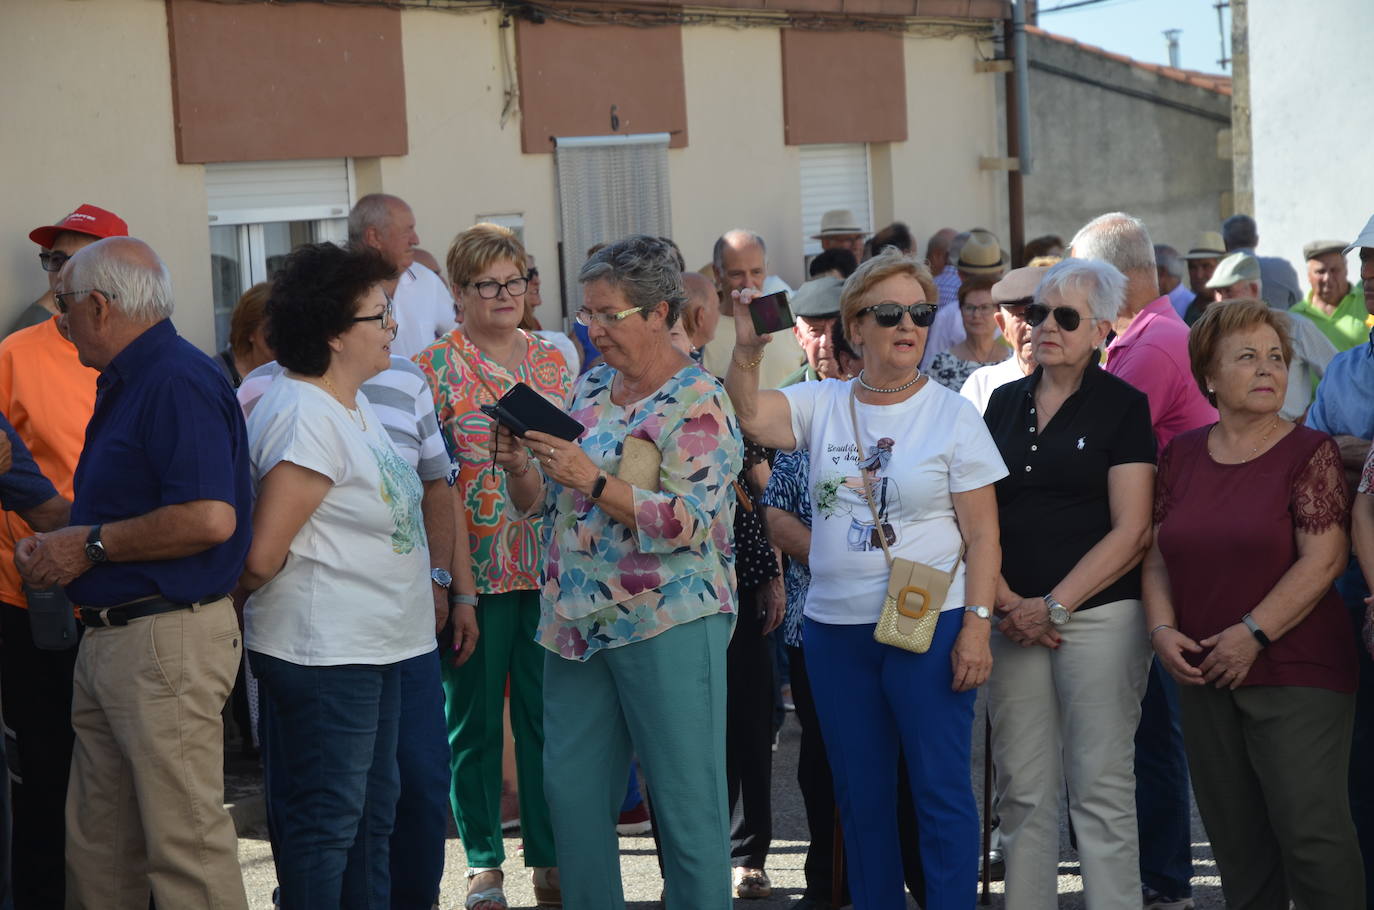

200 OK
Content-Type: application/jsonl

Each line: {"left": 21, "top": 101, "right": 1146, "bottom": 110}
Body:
{"left": 1155, "top": 424, "right": 1356, "bottom": 692}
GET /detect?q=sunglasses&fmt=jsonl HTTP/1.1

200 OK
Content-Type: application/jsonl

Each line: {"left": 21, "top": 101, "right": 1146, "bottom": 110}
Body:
{"left": 857, "top": 302, "right": 938, "bottom": 328}
{"left": 1025, "top": 303, "right": 1084, "bottom": 332}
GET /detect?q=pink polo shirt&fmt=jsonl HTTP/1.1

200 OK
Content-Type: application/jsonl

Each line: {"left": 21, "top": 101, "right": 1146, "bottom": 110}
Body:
{"left": 1104, "top": 296, "right": 1217, "bottom": 449}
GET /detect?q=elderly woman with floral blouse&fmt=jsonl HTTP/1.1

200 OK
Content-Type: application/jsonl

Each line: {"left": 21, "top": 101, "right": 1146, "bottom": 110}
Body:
{"left": 500, "top": 235, "right": 743, "bottom": 910}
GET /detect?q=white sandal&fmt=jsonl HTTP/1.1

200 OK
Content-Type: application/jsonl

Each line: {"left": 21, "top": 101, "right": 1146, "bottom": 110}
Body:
{"left": 464, "top": 868, "right": 507, "bottom": 910}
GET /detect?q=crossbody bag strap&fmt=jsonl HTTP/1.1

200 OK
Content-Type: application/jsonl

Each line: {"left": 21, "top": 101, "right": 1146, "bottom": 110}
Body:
{"left": 848, "top": 386, "right": 966, "bottom": 580}
{"left": 848, "top": 387, "right": 895, "bottom": 567}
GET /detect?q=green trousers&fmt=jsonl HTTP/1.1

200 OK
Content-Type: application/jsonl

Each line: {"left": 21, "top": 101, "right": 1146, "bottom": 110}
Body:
{"left": 542, "top": 612, "right": 733, "bottom": 910}
{"left": 441, "top": 589, "right": 555, "bottom": 868}
{"left": 1179, "top": 683, "right": 1364, "bottom": 909}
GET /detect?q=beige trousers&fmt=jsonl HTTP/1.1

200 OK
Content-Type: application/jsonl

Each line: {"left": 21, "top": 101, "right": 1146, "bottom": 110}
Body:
{"left": 65, "top": 597, "right": 249, "bottom": 910}
{"left": 987, "top": 598, "right": 1153, "bottom": 910}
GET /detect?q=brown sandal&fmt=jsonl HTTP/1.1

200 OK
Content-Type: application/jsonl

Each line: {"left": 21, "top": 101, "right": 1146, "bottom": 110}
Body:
{"left": 532, "top": 866, "right": 562, "bottom": 907}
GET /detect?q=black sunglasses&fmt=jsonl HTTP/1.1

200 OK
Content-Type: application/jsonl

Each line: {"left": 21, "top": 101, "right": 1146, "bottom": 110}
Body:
{"left": 39, "top": 251, "right": 70, "bottom": 273}
{"left": 1025, "top": 303, "right": 1083, "bottom": 332}
{"left": 857, "top": 302, "right": 938, "bottom": 328}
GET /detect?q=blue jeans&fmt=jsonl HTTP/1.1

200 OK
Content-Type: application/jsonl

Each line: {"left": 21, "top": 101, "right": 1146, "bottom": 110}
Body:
{"left": 389, "top": 650, "right": 449, "bottom": 910}
{"left": 1336, "top": 557, "right": 1374, "bottom": 910}
{"left": 251, "top": 651, "right": 403, "bottom": 910}
{"left": 1135, "top": 658, "right": 1194, "bottom": 897}
{"left": 803, "top": 612, "right": 977, "bottom": 910}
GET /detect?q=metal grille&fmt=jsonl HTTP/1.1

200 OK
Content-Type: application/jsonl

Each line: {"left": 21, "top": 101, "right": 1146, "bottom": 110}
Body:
{"left": 554, "top": 134, "right": 673, "bottom": 317}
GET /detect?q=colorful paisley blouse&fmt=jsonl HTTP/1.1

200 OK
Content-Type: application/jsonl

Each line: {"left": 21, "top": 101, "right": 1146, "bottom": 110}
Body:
{"left": 413, "top": 329, "right": 571, "bottom": 594}
{"left": 534, "top": 363, "right": 744, "bottom": 661}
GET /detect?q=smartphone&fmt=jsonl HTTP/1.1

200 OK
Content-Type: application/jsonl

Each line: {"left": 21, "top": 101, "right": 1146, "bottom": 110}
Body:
{"left": 749, "top": 290, "right": 795, "bottom": 335}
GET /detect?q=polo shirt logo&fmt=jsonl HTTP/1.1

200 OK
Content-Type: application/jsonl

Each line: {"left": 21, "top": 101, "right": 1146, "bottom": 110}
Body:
{"left": 1077, "top": 437, "right": 1086, "bottom": 450}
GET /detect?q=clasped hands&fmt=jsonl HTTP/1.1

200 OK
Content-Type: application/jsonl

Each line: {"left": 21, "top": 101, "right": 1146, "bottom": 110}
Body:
{"left": 14, "top": 525, "right": 93, "bottom": 587}
{"left": 1152, "top": 621, "right": 1260, "bottom": 690}
{"left": 995, "top": 593, "right": 1061, "bottom": 649}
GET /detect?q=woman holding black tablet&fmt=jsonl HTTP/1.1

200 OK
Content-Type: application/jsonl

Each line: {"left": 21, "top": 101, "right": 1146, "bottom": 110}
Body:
{"left": 413, "top": 222, "right": 571, "bottom": 910}
{"left": 499, "top": 235, "right": 744, "bottom": 910}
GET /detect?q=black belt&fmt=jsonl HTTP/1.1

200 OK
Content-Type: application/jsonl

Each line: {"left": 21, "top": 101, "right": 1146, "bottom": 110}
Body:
{"left": 78, "top": 594, "right": 228, "bottom": 629}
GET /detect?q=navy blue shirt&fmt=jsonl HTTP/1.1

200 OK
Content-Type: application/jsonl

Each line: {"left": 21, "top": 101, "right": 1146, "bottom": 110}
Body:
{"left": 67, "top": 320, "right": 252, "bottom": 607}
{"left": 0, "top": 412, "right": 58, "bottom": 513}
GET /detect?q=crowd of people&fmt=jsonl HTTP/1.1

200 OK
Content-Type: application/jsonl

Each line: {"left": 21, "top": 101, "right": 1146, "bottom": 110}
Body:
{"left": 0, "top": 193, "right": 1372, "bottom": 910}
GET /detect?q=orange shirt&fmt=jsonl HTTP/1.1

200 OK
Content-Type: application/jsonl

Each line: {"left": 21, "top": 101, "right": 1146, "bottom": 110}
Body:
{"left": 0, "top": 317, "right": 98, "bottom": 607}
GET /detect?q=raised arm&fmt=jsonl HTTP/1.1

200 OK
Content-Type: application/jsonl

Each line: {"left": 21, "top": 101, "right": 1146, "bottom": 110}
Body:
{"left": 723, "top": 288, "right": 796, "bottom": 450}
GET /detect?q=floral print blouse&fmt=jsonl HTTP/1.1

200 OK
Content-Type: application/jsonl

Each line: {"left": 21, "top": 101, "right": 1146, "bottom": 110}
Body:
{"left": 413, "top": 329, "right": 571, "bottom": 594}
{"left": 533, "top": 363, "right": 744, "bottom": 661}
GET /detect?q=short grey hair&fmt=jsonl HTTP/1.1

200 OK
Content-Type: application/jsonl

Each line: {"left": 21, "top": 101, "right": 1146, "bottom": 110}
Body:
{"left": 1036, "top": 257, "right": 1126, "bottom": 324}
{"left": 69, "top": 237, "right": 174, "bottom": 323}
{"left": 1154, "top": 244, "right": 1184, "bottom": 279}
{"left": 712, "top": 229, "right": 767, "bottom": 278}
{"left": 1070, "top": 212, "right": 1156, "bottom": 274}
{"left": 348, "top": 193, "right": 406, "bottom": 245}
{"left": 580, "top": 235, "right": 687, "bottom": 327}
{"left": 1221, "top": 214, "right": 1259, "bottom": 251}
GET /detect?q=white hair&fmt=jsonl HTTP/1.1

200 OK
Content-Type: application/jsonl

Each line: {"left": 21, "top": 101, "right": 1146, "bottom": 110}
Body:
{"left": 69, "top": 238, "right": 174, "bottom": 323}
{"left": 1036, "top": 257, "right": 1126, "bottom": 324}
{"left": 348, "top": 193, "right": 406, "bottom": 245}
{"left": 712, "top": 229, "right": 767, "bottom": 277}
{"left": 1154, "top": 244, "right": 1184, "bottom": 280}
{"left": 1070, "top": 212, "right": 1156, "bottom": 274}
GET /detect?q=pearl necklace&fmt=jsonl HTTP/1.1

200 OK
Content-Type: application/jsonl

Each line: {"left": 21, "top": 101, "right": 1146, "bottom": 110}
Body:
{"left": 857, "top": 369, "right": 923, "bottom": 394}
{"left": 322, "top": 375, "right": 367, "bottom": 432}
{"left": 1208, "top": 417, "right": 1279, "bottom": 464}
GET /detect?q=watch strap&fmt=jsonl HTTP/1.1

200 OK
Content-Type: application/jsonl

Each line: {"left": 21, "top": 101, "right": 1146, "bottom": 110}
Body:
{"left": 1241, "top": 612, "right": 1271, "bottom": 648}
{"left": 449, "top": 592, "right": 479, "bottom": 607}
{"left": 590, "top": 473, "right": 608, "bottom": 501}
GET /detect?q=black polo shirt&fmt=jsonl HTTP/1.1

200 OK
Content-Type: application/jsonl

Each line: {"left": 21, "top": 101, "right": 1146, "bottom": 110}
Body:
{"left": 983, "top": 363, "right": 1155, "bottom": 611}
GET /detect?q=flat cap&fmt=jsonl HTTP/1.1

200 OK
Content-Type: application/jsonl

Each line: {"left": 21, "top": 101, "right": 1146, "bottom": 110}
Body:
{"left": 1303, "top": 239, "right": 1348, "bottom": 261}
{"left": 790, "top": 275, "right": 844, "bottom": 318}
{"left": 991, "top": 266, "right": 1048, "bottom": 304}
{"left": 1205, "top": 252, "right": 1261, "bottom": 289}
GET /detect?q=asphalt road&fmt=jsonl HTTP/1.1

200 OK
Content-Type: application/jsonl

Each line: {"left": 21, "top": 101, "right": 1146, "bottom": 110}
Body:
{"left": 235, "top": 692, "right": 1226, "bottom": 908}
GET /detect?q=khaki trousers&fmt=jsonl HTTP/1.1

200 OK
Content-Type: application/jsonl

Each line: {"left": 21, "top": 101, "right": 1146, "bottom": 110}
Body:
{"left": 65, "top": 597, "right": 249, "bottom": 910}
{"left": 987, "top": 598, "right": 1153, "bottom": 910}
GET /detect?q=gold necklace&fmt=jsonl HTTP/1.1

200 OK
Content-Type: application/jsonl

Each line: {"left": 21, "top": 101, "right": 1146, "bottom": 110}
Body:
{"left": 321, "top": 375, "right": 367, "bottom": 432}
{"left": 1209, "top": 417, "right": 1279, "bottom": 463}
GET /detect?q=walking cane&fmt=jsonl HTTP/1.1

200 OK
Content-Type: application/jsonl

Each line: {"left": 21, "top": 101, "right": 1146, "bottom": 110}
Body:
{"left": 980, "top": 713, "right": 992, "bottom": 905}
{"left": 831, "top": 816, "right": 845, "bottom": 909}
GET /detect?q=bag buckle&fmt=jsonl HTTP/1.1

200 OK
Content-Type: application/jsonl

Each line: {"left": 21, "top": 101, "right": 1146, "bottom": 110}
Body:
{"left": 896, "top": 586, "right": 932, "bottom": 621}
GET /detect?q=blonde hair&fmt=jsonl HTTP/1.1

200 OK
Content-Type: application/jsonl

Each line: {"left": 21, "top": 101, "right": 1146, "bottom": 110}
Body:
{"left": 1188, "top": 298, "right": 1293, "bottom": 406}
{"left": 839, "top": 248, "right": 938, "bottom": 341}
{"left": 446, "top": 223, "right": 527, "bottom": 291}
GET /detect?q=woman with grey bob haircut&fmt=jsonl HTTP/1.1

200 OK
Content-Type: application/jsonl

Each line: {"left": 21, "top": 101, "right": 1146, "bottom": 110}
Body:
{"left": 578, "top": 234, "right": 688, "bottom": 328}
{"left": 497, "top": 234, "right": 744, "bottom": 909}
{"left": 1035, "top": 256, "right": 1127, "bottom": 324}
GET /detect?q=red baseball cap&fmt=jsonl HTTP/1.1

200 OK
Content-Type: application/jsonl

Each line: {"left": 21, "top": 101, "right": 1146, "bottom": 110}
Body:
{"left": 29, "top": 204, "right": 129, "bottom": 249}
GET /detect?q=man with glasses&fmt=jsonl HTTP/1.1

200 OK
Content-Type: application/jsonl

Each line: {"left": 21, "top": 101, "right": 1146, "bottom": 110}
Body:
{"left": 349, "top": 193, "right": 456, "bottom": 360}
{"left": 16, "top": 236, "right": 252, "bottom": 909}
{"left": 960, "top": 265, "right": 1046, "bottom": 415}
{"left": 0, "top": 204, "right": 125, "bottom": 908}
{"left": 1072, "top": 212, "right": 1215, "bottom": 910}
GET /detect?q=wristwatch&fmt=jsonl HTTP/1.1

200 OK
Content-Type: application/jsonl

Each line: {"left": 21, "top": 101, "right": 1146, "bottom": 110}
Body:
{"left": 1043, "top": 593, "right": 1070, "bottom": 627}
{"left": 449, "top": 592, "right": 479, "bottom": 607}
{"left": 1241, "top": 612, "right": 1271, "bottom": 648}
{"left": 84, "top": 525, "right": 108, "bottom": 564}
{"left": 431, "top": 568, "right": 453, "bottom": 590}
{"left": 965, "top": 605, "right": 992, "bottom": 621}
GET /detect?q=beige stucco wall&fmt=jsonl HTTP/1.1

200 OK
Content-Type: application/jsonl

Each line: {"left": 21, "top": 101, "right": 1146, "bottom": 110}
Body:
{"left": 1, "top": 3, "right": 1003, "bottom": 351}
{"left": 2, "top": 0, "right": 215, "bottom": 349}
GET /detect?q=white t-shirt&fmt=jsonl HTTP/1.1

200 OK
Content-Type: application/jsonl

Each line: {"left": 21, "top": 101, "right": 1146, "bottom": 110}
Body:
{"left": 245, "top": 377, "right": 434, "bottom": 666}
{"left": 391, "top": 264, "right": 457, "bottom": 360}
{"left": 780, "top": 378, "right": 1008, "bottom": 624}
{"left": 959, "top": 356, "right": 1027, "bottom": 415}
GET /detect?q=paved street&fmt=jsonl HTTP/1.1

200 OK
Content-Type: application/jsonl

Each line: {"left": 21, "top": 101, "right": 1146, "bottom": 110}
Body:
{"left": 235, "top": 693, "right": 1225, "bottom": 908}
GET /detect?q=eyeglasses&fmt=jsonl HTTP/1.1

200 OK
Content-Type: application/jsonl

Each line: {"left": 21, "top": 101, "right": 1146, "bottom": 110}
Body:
{"left": 53, "top": 288, "right": 108, "bottom": 314}
{"left": 960, "top": 304, "right": 996, "bottom": 317}
{"left": 1025, "top": 303, "right": 1084, "bottom": 332}
{"left": 39, "top": 251, "right": 71, "bottom": 273}
{"left": 352, "top": 297, "right": 396, "bottom": 330}
{"left": 575, "top": 305, "right": 648, "bottom": 327}
{"left": 857, "top": 302, "right": 938, "bottom": 328}
{"left": 469, "top": 276, "right": 529, "bottom": 300}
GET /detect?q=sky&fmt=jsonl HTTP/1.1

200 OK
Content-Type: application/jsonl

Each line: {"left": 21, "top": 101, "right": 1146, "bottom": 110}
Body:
{"left": 1034, "top": 0, "right": 1233, "bottom": 75}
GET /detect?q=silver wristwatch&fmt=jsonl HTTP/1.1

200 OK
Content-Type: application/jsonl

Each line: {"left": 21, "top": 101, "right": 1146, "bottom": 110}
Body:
{"left": 1043, "top": 593, "right": 1070, "bottom": 627}
{"left": 431, "top": 568, "right": 453, "bottom": 590}
{"left": 964, "top": 605, "right": 992, "bottom": 621}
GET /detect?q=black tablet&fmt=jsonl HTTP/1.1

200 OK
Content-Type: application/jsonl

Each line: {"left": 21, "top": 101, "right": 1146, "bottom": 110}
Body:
{"left": 480, "top": 382, "right": 585, "bottom": 441}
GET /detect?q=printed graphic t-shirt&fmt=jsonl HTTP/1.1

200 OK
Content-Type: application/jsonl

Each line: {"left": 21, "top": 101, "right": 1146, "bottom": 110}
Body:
{"left": 780, "top": 378, "right": 1008, "bottom": 625}
{"left": 245, "top": 377, "right": 433, "bottom": 666}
